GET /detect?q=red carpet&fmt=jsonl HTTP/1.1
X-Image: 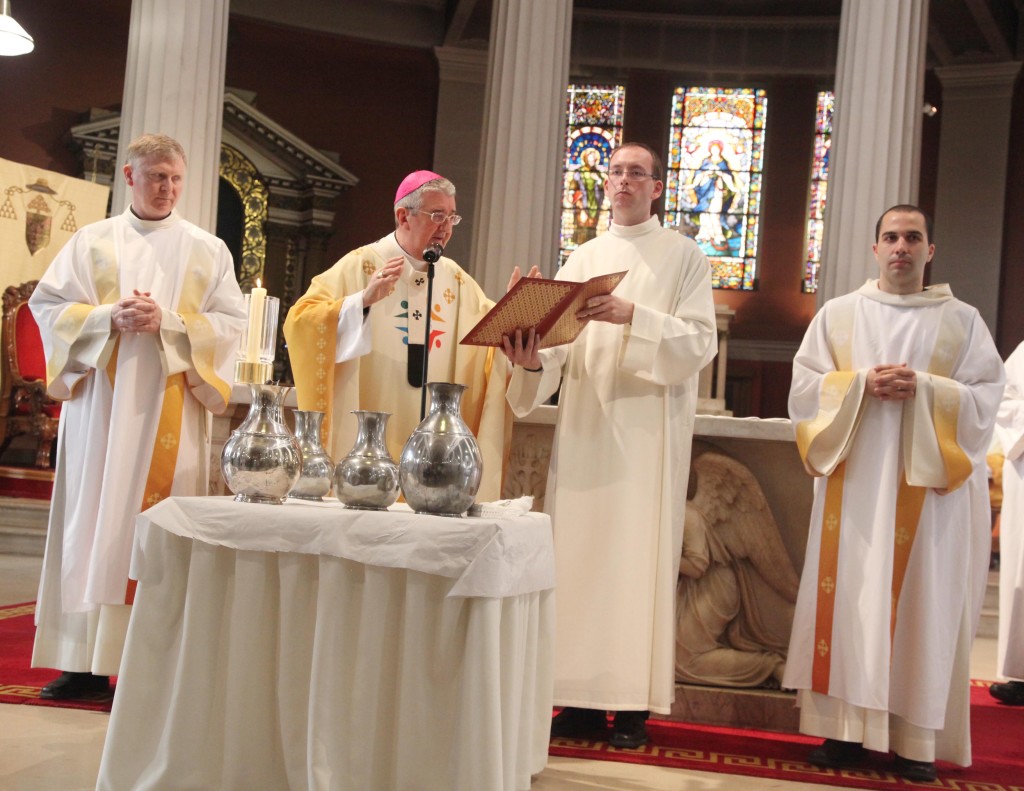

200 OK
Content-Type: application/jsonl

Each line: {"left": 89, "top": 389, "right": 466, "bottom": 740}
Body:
{"left": 550, "top": 684, "right": 1024, "bottom": 789}
{"left": 3, "top": 598, "right": 1021, "bottom": 787}
{"left": 0, "top": 602, "right": 114, "bottom": 712}
{"left": 0, "top": 465, "right": 54, "bottom": 499}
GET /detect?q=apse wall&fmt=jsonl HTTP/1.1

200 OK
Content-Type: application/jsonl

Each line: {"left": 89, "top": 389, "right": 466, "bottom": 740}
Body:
{"left": 2, "top": 0, "right": 1021, "bottom": 415}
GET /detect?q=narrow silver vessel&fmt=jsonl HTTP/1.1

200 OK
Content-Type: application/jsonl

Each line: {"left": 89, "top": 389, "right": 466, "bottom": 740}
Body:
{"left": 289, "top": 410, "right": 333, "bottom": 501}
{"left": 334, "top": 410, "right": 400, "bottom": 510}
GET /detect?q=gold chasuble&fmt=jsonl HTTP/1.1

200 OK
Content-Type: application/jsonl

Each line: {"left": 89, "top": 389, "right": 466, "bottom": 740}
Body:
{"left": 285, "top": 235, "right": 510, "bottom": 502}
{"left": 783, "top": 280, "right": 1004, "bottom": 765}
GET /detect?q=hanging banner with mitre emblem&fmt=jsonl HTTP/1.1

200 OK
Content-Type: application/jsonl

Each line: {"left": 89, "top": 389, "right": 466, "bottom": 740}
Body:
{"left": 23, "top": 180, "right": 62, "bottom": 254}
{"left": 0, "top": 157, "right": 110, "bottom": 287}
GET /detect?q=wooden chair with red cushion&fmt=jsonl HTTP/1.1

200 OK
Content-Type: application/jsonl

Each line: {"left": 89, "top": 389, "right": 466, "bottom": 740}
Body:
{"left": 0, "top": 281, "right": 61, "bottom": 468}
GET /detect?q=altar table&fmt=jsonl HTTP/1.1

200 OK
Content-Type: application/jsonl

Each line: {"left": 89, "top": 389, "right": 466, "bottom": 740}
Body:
{"left": 96, "top": 496, "right": 555, "bottom": 791}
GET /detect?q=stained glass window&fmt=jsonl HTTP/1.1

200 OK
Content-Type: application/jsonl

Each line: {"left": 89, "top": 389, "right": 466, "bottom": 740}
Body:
{"left": 665, "top": 86, "right": 768, "bottom": 290}
{"left": 802, "top": 91, "right": 834, "bottom": 293}
{"left": 559, "top": 84, "right": 626, "bottom": 268}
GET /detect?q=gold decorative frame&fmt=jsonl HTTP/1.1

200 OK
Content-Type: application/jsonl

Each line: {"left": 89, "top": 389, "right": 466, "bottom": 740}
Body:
{"left": 219, "top": 144, "right": 268, "bottom": 290}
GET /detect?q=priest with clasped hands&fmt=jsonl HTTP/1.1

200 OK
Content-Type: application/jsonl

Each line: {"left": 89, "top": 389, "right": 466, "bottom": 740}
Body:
{"left": 29, "top": 133, "right": 247, "bottom": 700}
{"left": 784, "top": 204, "right": 1004, "bottom": 783}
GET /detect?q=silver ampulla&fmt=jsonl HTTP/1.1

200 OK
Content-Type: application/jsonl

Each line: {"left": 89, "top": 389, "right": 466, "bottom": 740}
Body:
{"left": 221, "top": 383, "right": 301, "bottom": 504}
{"left": 399, "top": 382, "right": 482, "bottom": 517}
{"left": 289, "top": 410, "right": 333, "bottom": 501}
{"left": 334, "top": 410, "right": 400, "bottom": 510}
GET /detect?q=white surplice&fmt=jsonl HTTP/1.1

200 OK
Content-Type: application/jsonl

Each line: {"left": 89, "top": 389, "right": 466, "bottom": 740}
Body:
{"left": 506, "top": 216, "right": 717, "bottom": 714}
{"left": 995, "top": 342, "right": 1024, "bottom": 680}
{"left": 784, "top": 281, "right": 1004, "bottom": 764}
{"left": 29, "top": 208, "right": 246, "bottom": 675}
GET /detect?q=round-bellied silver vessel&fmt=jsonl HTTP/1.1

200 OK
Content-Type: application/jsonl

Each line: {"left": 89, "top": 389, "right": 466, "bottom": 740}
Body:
{"left": 221, "top": 384, "right": 302, "bottom": 504}
{"left": 399, "top": 382, "right": 482, "bottom": 517}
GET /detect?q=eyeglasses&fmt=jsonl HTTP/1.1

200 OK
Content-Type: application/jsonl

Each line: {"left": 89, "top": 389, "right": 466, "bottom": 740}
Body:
{"left": 417, "top": 210, "right": 462, "bottom": 226}
{"left": 608, "top": 168, "right": 657, "bottom": 182}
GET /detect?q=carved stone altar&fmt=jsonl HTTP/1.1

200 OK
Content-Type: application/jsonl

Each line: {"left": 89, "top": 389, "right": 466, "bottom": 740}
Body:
{"left": 676, "top": 449, "right": 800, "bottom": 689}
{"left": 503, "top": 409, "right": 813, "bottom": 732}
{"left": 670, "top": 417, "right": 812, "bottom": 732}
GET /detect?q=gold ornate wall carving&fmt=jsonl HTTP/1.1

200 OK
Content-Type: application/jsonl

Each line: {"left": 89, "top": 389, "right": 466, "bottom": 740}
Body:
{"left": 219, "top": 144, "right": 268, "bottom": 290}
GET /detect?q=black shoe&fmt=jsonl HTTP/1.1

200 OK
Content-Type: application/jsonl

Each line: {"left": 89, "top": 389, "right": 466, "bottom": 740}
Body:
{"left": 550, "top": 707, "right": 608, "bottom": 740}
{"left": 894, "top": 754, "right": 937, "bottom": 782}
{"left": 807, "top": 738, "right": 865, "bottom": 769}
{"left": 609, "top": 710, "right": 648, "bottom": 749}
{"left": 39, "top": 671, "right": 110, "bottom": 700}
{"left": 989, "top": 680, "right": 1024, "bottom": 705}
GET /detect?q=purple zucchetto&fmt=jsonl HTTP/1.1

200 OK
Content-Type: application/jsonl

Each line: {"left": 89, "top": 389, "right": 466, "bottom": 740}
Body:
{"left": 394, "top": 170, "right": 445, "bottom": 204}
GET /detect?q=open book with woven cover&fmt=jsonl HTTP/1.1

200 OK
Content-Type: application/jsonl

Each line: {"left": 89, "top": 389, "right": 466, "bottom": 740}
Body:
{"left": 460, "top": 271, "right": 627, "bottom": 349}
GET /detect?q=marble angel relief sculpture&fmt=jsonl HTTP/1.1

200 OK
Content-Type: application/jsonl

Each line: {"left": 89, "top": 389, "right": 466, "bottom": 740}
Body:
{"left": 676, "top": 450, "right": 800, "bottom": 688}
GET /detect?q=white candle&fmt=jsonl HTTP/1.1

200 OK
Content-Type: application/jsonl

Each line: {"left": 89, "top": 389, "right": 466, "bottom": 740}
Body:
{"left": 245, "top": 280, "right": 267, "bottom": 363}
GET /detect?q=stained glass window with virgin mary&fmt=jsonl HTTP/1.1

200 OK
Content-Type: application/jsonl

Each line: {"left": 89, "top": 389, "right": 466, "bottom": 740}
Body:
{"left": 665, "top": 86, "right": 767, "bottom": 290}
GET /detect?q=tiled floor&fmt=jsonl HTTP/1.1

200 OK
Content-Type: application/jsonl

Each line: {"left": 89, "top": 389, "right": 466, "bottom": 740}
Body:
{"left": 0, "top": 552, "right": 1000, "bottom": 791}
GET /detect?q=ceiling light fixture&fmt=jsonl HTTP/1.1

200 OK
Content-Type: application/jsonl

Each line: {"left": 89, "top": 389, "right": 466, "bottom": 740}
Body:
{"left": 0, "top": 0, "right": 34, "bottom": 57}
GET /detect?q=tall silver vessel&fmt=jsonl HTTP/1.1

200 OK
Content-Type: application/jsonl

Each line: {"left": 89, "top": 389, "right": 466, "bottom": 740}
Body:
{"left": 399, "top": 382, "right": 482, "bottom": 516}
{"left": 221, "top": 384, "right": 302, "bottom": 504}
{"left": 334, "top": 410, "right": 400, "bottom": 510}
{"left": 289, "top": 410, "right": 333, "bottom": 501}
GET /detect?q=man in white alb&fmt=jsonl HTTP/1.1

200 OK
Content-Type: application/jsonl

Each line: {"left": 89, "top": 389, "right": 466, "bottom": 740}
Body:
{"left": 784, "top": 205, "right": 1004, "bottom": 781}
{"left": 991, "top": 341, "right": 1024, "bottom": 705}
{"left": 503, "top": 142, "right": 717, "bottom": 748}
{"left": 30, "top": 133, "right": 246, "bottom": 699}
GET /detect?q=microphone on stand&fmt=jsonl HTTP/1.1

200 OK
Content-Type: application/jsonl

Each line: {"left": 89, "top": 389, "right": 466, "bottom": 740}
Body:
{"left": 420, "top": 243, "right": 443, "bottom": 420}
{"left": 423, "top": 243, "right": 443, "bottom": 264}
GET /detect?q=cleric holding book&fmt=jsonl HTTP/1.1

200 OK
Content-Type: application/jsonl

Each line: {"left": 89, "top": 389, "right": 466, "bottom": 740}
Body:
{"left": 29, "top": 133, "right": 246, "bottom": 700}
{"left": 503, "top": 141, "right": 718, "bottom": 748}
{"left": 783, "top": 205, "right": 1004, "bottom": 782}
{"left": 284, "top": 171, "right": 509, "bottom": 500}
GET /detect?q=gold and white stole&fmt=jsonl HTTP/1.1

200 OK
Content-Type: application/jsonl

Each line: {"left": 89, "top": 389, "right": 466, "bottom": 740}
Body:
{"left": 128, "top": 252, "right": 219, "bottom": 604}
{"left": 808, "top": 298, "right": 857, "bottom": 693}
{"left": 809, "top": 293, "right": 967, "bottom": 692}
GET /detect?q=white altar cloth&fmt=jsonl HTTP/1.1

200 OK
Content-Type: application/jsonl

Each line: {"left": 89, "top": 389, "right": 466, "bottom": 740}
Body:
{"left": 96, "top": 496, "right": 555, "bottom": 791}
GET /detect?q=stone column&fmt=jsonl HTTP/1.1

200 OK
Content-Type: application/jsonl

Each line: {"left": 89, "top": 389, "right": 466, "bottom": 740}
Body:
{"left": 817, "top": 0, "right": 929, "bottom": 305}
{"left": 432, "top": 46, "right": 488, "bottom": 269}
{"left": 110, "top": 0, "right": 229, "bottom": 232}
{"left": 470, "top": 0, "right": 572, "bottom": 299}
{"left": 931, "top": 62, "right": 1021, "bottom": 334}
